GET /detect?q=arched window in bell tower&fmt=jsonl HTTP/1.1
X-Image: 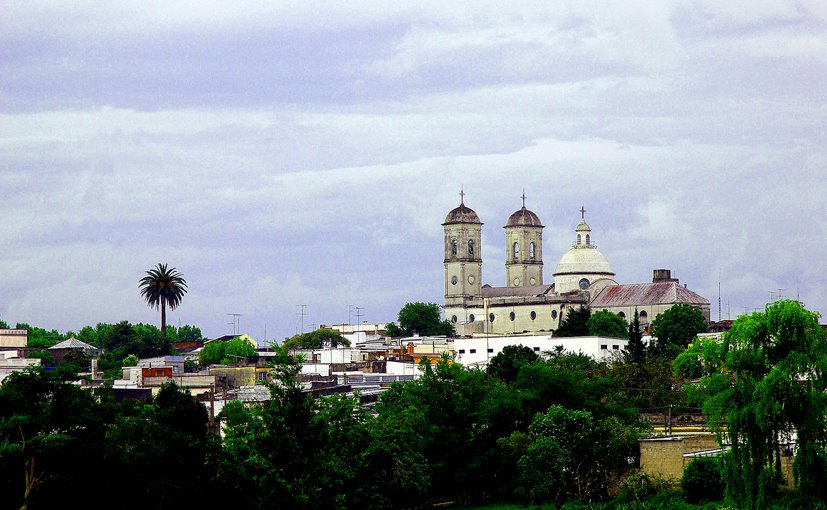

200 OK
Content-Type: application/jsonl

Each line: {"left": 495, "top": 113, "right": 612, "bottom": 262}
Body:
{"left": 451, "top": 239, "right": 458, "bottom": 257}
{"left": 513, "top": 241, "right": 520, "bottom": 261}
{"left": 468, "top": 239, "right": 475, "bottom": 257}
{"left": 586, "top": 234, "right": 590, "bottom": 245}
{"left": 529, "top": 241, "right": 536, "bottom": 260}
{"left": 577, "top": 234, "right": 582, "bottom": 245}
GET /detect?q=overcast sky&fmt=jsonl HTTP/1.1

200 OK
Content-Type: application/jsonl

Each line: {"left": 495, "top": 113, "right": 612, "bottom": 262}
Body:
{"left": 2, "top": 1, "right": 825, "bottom": 343}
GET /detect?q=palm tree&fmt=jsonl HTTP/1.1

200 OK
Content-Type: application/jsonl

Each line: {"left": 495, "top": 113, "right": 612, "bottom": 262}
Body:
{"left": 139, "top": 263, "right": 187, "bottom": 341}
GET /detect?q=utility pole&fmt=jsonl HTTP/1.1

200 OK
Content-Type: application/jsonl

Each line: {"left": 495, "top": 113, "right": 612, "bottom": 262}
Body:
{"left": 296, "top": 305, "right": 308, "bottom": 334}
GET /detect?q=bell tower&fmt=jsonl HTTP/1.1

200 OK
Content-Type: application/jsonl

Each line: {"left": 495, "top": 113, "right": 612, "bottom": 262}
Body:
{"left": 504, "top": 192, "right": 544, "bottom": 287}
{"left": 443, "top": 190, "right": 483, "bottom": 306}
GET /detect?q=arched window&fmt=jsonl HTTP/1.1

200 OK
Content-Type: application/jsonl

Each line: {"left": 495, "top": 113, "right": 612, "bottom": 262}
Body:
{"left": 529, "top": 242, "right": 536, "bottom": 260}
{"left": 586, "top": 234, "right": 590, "bottom": 245}
{"left": 509, "top": 312, "right": 516, "bottom": 321}
{"left": 468, "top": 239, "right": 475, "bottom": 257}
{"left": 530, "top": 311, "right": 536, "bottom": 321}
{"left": 468, "top": 314, "right": 475, "bottom": 323}
{"left": 551, "top": 309, "right": 558, "bottom": 319}
{"left": 451, "top": 315, "right": 458, "bottom": 323}
{"left": 489, "top": 313, "right": 495, "bottom": 322}
{"left": 618, "top": 311, "right": 626, "bottom": 319}
{"left": 639, "top": 310, "right": 648, "bottom": 319}
{"left": 577, "top": 234, "right": 582, "bottom": 245}
{"left": 513, "top": 242, "right": 520, "bottom": 261}
{"left": 451, "top": 239, "right": 458, "bottom": 256}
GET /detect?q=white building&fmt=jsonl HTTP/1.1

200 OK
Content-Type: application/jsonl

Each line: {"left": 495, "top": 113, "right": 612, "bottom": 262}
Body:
{"left": 454, "top": 335, "right": 627, "bottom": 368}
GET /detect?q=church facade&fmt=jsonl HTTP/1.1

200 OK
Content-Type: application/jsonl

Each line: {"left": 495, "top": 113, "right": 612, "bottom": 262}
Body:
{"left": 442, "top": 196, "right": 710, "bottom": 336}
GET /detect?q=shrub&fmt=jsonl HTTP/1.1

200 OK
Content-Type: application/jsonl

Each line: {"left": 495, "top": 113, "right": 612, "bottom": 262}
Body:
{"left": 682, "top": 457, "right": 724, "bottom": 503}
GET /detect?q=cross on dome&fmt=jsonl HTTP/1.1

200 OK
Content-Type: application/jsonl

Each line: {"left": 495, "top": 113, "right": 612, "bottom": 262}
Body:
{"left": 521, "top": 190, "right": 527, "bottom": 208}
{"left": 580, "top": 205, "right": 586, "bottom": 219}
{"left": 460, "top": 187, "right": 465, "bottom": 205}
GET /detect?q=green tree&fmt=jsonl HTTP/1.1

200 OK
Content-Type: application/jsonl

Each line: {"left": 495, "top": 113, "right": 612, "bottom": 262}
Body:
{"left": 683, "top": 300, "right": 827, "bottom": 509}
{"left": 0, "top": 318, "right": 9, "bottom": 329}
{"left": 391, "top": 302, "right": 455, "bottom": 337}
{"left": 649, "top": 303, "right": 707, "bottom": 355}
{"left": 487, "top": 344, "right": 540, "bottom": 384}
{"left": 555, "top": 306, "right": 591, "bottom": 337}
{"left": 587, "top": 309, "right": 627, "bottom": 338}
{"left": 139, "top": 263, "right": 187, "bottom": 342}
{"left": 283, "top": 328, "right": 351, "bottom": 350}
{"left": 682, "top": 457, "right": 724, "bottom": 503}
{"left": 122, "top": 354, "right": 139, "bottom": 367}
{"left": 0, "top": 368, "right": 106, "bottom": 509}
{"left": 27, "top": 349, "right": 55, "bottom": 366}
{"left": 626, "top": 309, "right": 646, "bottom": 364}
{"left": 176, "top": 324, "right": 202, "bottom": 343}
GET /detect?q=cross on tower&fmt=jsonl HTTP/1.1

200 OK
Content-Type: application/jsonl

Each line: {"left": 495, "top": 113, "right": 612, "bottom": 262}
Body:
{"left": 580, "top": 205, "right": 586, "bottom": 219}
{"left": 459, "top": 187, "right": 465, "bottom": 204}
{"left": 521, "top": 190, "right": 527, "bottom": 208}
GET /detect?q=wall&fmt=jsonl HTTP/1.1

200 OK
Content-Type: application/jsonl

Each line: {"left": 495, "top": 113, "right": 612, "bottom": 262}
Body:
{"left": 639, "top": 434, "right": 720, "bottom": 483}
{"left": 0, "top": 329, "right": 28, "bottom": 348}
{"left": 454, "top": 335, "right": 626, "bottom": 367}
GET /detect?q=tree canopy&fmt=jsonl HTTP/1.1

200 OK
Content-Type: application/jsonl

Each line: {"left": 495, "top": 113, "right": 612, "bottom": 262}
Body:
{"left": 587, "top": 309, "right": 628, "bottom": 338}
{"left": 282, "top": 328, "right": 351, "bottom": 350}
{"left": 676, "top": 300, "right": 827, "bottom": 509}
{"left": 555, "top": 306, "right": 591, "bottom": 337}
{"left": 198, "top": 337, "right": 256, "bottom": 365}
{"left": 386, "top": 302, "right": 455, "bottom": 337}
{"left": 650, "top": 303, "right": 707, "bottom": 355}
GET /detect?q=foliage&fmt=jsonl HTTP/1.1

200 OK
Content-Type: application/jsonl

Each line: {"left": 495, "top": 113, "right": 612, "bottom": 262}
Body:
{"left": 588, "top": 309, "right": 628, "bottom": 338}
{"left": 198, "top": 337, "right": 256, "bottom": 365}
{"left": 184, "top": 358, "right": 197, "bottom": 373}
{"left": 27, "top": 349, "right": 55, "bottom": 366}
{"left": 17, "top": 322, "right": 64, "bottom": 348}
{"left": 98, "top": 321, "right": 171, "bottom": 371}
{"left": 684, "top": 300, "right": 827, "bottom": 510}
{"left": 389, "top": 302, "right": 455, "bottom": 337}
{"left": 283, "top": 328, "right": 351, "bottom": 350}
{"left": 138, "top": 262, "right": 187, "bottom": 341}
{"left": 122, "top": 354, "right": 139, "bottom": 367}
{"left": 487, "top": 344, "right": 540, "bottom": 383}
{"left": 556, "top": 306, "right": 591, "bottom": 337}
{"left": 0, "top": 318, "right": 9, "bottom": 329}
{"left": 650, "top": 304, "right": 707, "bottom": 355}
{"left": 627, "top": 309, "right": 646, "bottom": 364}
{"left": 682, "top": 458, "right": 724, "bottom": 503}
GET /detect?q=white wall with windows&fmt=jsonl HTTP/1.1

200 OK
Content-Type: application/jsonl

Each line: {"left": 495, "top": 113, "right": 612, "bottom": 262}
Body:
{"left": 454, "top": 335, "right": 627, "bottom": 368}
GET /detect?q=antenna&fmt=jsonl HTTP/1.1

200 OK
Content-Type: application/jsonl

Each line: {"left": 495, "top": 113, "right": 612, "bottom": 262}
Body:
{"left": 295, "top": 305, "right": 308, "bottom": 334}
{"left": 227, "top": 313, "right": 242, "bottom": 335}
{"left": 718, "top": 273, "right": 722, "bottom": 323}
{"left": 354, "top": 307, "right": 363, "bottom": 333}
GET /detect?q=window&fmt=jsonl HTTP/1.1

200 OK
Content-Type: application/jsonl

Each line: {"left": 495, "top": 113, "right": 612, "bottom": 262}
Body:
{"left": 530, "top": 311, "right": 536, "bottom": 320}
{"left": 551, "top": 309, "right": 558, "bottom": 319}
{"left": 639, "top": 310, "right": 648, "bottom": 319}
{"left": 451, "top": 315, "right": 457, "bottom": 323}
{"left": 533, "top": 347, "right": 540, "bottom": 352}
{"left": 468, "top": 314, "right": 475, "bottom": 323}
{"left": 579, "top": 278, "right": 590, "bottom": 289}
{"left": 577, "top": 234, "right": 582, "bottom": 245}
{"left": 529, "top": 241, "right": 536, "bottom": 260}
{"left": 487, "top": 348, "right": 493, "bottom": 353}
{"left": 509, "top": 312, "right": 516, "bottom": 321}
{"left": 489, "top": 313, "right": 495, "bottom": 322}
{"left": 613, "top": 345, "right": 619, "bottom": 350}
{"left": 451, "top": 239, "right": 458, "bottom": 256}
{"left": 459, "top": 349, "right": 465, "bottom": 354}
{"left": 586, "top": 234, "right": 590, "bottom": 245}
{"left": 601, "top": 344, "right": 608, "bottom": 350}
{"left": 513, "top": 241, "right": 520, "bottom": 260}
{"left": 470, "top": 349, "right": 477, "bottom": 354}
{"left": 468, "top": 239, "right": 475, "bottom": 257}
{"left": 618, "top": 311, "right": 626, "bottom": 319}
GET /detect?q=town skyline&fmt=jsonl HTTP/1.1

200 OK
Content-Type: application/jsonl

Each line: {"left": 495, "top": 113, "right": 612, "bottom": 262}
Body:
{"left": 2, "top": 2, "right": 825, "bottom": 342}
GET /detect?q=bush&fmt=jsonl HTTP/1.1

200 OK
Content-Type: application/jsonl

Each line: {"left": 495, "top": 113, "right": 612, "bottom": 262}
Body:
{"left": 682, "top": 457, "right": 724, "bottom": 503}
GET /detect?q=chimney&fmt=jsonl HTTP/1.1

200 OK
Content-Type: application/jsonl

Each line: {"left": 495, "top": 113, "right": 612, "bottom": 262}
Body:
{"left": 653, "top": 269, "right": 679, "bottom": 284}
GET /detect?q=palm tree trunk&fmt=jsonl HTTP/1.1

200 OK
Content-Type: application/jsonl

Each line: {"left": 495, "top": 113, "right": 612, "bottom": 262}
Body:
{"left": 161, "top": 302, "right": 167, "bottom": 341}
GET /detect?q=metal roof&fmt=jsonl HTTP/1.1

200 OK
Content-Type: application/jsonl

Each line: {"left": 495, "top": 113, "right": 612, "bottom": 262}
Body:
{"left": 49, "top": 338, "right": 99, "bottom": 352}
{"left": 590, "top": 282, "right": 709, "bottom": 307}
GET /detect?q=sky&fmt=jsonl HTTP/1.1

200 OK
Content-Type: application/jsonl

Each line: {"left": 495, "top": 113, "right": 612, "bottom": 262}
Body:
{"left": 2, "top": 1, "right": 826, "bottom": 344}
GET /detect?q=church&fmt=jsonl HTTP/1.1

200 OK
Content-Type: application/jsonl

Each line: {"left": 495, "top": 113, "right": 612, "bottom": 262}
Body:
{"left": 442, "top": 193, "right": 710, "bottom": 336}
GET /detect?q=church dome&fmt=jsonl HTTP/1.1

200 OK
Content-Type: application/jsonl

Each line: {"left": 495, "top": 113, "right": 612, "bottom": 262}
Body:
{"left": 575, "top": 220, "right": 590, "bottom": 232}
{"left": 443, "top": 203, "right": 481, "bottom": 225}
{"left": 505, "top": 206, "right": 543, "bottom": 227}
{"left": 554, "top": 247, "right": 614, "bottom": 277}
